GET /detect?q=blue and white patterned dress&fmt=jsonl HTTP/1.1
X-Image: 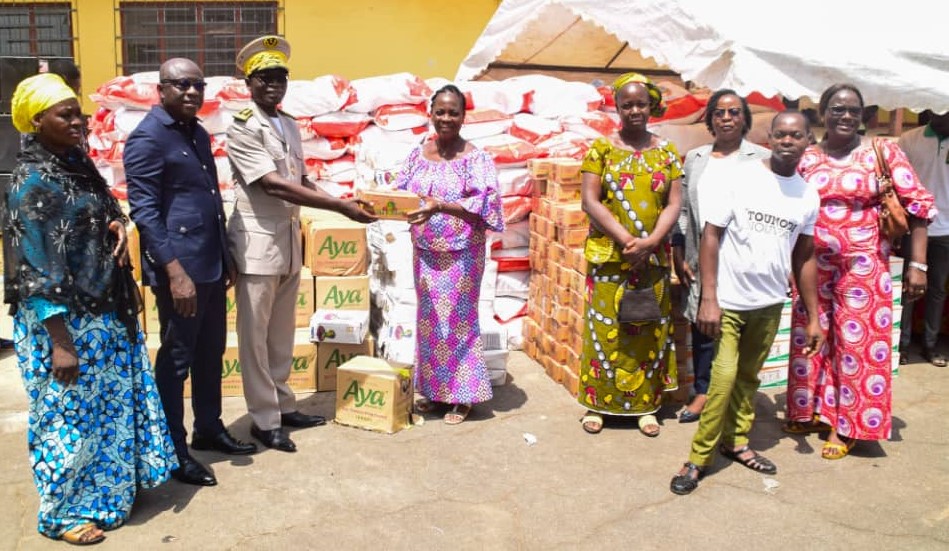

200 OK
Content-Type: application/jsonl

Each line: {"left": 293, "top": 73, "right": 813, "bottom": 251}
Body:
{"left": 4, "top": 136, "right": 177, "bottom": 538}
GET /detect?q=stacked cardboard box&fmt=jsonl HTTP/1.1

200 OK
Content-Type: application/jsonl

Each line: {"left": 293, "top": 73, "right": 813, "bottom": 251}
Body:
{"left": 335, "top": 355, "right": 413, "bottom": 434}
{"left": 139, "top": 205, "right": 381, "bottom": 397}
{"left": 521, "top": 158, "right": 587, "bottom": 397}
{"left": 143, "top": 271, "right": 320, "bottom": 398}
{"left": 890, "top": 257, "right": 904, "bottom": 374}
{"left": 147, "top": 328, "right": 316, "bottom": 398}
{"left": 304, "top": 208, "right": 375, "bottom": 391}
{"left": 759, "top": 298, "right": 794, "bottom": 388}
{"left": 520, "top": 159, "right": 695, "bottom": 401}
{"left": 143, "top": 266, "right": 319, "bottom": 398}
{"left": 303, "top": 209, "right": 369, "bottom": 277}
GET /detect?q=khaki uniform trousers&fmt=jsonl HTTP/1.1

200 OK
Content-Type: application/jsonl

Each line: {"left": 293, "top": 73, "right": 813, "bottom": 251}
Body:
{"left": 236, "top": 271, "right": 299, "bottom": 430}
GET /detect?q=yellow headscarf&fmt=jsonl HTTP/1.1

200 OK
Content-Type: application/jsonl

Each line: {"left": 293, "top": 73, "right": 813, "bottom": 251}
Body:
{"left": 611, "top": 72, "right": 666, "bottom": 118}
{"left": 11, "top": 73, "right": 78, "bottom": 133}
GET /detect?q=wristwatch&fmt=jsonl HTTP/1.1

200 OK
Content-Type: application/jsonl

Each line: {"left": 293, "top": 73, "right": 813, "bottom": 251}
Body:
{"left": 908, "top": 261, "right": 928, "bottom": 273}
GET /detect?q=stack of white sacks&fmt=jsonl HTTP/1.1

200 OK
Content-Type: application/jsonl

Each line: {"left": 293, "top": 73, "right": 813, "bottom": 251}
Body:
{"left": 87, "top": 72, "right": 786, "bottom": 202}
{"left": 367, "top": 220, "right": 510, "bottom": 386}
{"left": 86, "top": 71, "right": 787, "bottom": 384}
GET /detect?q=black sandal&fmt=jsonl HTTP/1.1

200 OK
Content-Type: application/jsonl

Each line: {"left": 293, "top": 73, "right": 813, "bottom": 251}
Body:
{"left": 720, "top": 445, "right": 777, "bottom": 475}
{"left": 670, "top": 462, "right": 705, "bottom": 495}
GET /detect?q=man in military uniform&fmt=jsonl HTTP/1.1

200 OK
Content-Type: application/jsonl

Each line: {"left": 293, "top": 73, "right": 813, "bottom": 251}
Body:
{"left": 226, "top": 36, "right": 376, "bottom": 452}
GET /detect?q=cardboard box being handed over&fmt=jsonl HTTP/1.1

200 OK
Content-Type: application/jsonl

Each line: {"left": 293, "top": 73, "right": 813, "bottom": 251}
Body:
{"left": 357, "top": 189, "right": 422, "bottom": 220}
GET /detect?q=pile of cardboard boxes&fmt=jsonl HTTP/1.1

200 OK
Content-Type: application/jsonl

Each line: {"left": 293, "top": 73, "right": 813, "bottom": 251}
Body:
{"left": 305, "top": 206, "right": 421, "bottom": 434}
{"left": 521, "top": 158, "right": 588, "bottom": 397}
{"left": 758, "top": 257, "right": 905, "bottom": 388}
{"left": 519, "top": 157, "right": 694, "bottom": 401}
{"left": 303, "top": 209, "right": 376, "bottom": 392}
{"left": 133, "top": 207, "right": 375, "bottom": 398}
{"left": 23, "top": 176, "right": 909, "bottom": 434}
{"left": 142, "top": 269, "right": 316, "bottom": 397}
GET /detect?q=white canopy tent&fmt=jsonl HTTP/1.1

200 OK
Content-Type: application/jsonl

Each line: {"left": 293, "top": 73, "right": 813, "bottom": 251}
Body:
{"left": 457, "top": 0, "right": 949, "bottom": 113}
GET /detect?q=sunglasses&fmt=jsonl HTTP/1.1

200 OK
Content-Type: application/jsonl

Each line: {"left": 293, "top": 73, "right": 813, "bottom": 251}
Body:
{"left": 829, "top": 105, "right": 863, "bottom": 117}
{"left": 712, "top": 107, "right": 742, "bottom": 118}
{"left": 160, "top": 78, "right": 206, "bottom": 92}
{"left": 252, "top": 73, "right": 289, "bottom": 86}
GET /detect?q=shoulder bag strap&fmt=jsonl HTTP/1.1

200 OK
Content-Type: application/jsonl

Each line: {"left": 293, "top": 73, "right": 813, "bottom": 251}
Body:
{"left": 871, "top": 138, "right": 892, "bottom": 194}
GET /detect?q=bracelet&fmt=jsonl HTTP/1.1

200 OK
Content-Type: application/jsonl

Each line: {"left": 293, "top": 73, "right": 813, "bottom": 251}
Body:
{"left": 908, "top": 261, "right": 928, "bottom": 273}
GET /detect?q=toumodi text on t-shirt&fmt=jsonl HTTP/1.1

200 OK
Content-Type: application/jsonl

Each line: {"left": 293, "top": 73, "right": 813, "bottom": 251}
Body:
{"left": 704, "top": 160, "right": 820, "bottom": 311}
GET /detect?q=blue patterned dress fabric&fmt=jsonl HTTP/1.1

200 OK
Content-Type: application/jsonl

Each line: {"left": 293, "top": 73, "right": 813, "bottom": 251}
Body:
{"left": 4, "top": 135, "right": 177, "bottom": 538}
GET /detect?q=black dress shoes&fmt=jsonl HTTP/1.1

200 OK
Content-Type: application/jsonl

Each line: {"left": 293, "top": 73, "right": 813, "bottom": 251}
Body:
{"left": 192, "top": 430, "right": 258, "bottom": 455}
{"left": 251, "top": 425, "right": 297, "bottom": 453}
{"left": 281, "top": 411, "right": 327, "bottom": 428}
{"left": 171, "top": 456, "right": 217, "bottom": 486}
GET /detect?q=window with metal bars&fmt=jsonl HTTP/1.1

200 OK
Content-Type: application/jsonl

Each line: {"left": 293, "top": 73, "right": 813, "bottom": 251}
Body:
{"left": 0, "top": 3, "right": 74, "bottom": 58}
{"left": 118, "top": 2, "right": 279, "bottom": 77}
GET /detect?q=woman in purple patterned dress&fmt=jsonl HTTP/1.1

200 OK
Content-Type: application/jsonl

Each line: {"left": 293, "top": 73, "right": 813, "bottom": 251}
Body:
{"left": 394, "top": 84, "right": 504, "bottom": 424}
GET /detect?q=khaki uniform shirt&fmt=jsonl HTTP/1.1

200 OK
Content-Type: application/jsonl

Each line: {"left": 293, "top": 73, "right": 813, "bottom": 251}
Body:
{"left": 225, "top": 103, "right": 304, "bottom": 275}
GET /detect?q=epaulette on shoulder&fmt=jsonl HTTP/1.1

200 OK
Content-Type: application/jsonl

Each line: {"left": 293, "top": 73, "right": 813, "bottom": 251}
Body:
{"left": 277, "top": 109, "right": 296, "bottom": 121}
{"left": 233, "top": 108, "right": 254, "bottom": 122}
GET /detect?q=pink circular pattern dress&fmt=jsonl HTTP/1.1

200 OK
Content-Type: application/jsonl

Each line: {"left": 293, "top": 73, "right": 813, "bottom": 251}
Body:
{"left": 787, "top": 139, "right": 935, "bottom": 441}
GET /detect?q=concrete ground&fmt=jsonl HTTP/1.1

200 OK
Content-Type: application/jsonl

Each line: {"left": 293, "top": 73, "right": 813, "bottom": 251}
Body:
{"left": 1, "top": 347, "right": 948, "bottom": 551}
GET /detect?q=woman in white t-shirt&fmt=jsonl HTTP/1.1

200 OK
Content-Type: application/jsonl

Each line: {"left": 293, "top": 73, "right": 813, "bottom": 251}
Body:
{"left": 672, "top": 90, "right": 770, "bottom": 423}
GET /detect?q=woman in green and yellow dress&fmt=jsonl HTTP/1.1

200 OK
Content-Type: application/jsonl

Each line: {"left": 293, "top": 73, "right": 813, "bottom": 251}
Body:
{"left": 578, "top": 73, "right": 683, "bottom": 437}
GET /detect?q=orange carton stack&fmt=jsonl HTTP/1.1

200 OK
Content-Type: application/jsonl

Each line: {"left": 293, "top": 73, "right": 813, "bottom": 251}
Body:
{"left": 523, "top": 158, "right": 590, "bottom": 398}
{"left": 522, "top": 156, "right": 690, "bottom": 401}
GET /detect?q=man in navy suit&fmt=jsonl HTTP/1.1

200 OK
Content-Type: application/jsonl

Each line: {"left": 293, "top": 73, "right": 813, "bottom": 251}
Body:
{"left": 126, "top": 58, "right": 257, "bottom": 487}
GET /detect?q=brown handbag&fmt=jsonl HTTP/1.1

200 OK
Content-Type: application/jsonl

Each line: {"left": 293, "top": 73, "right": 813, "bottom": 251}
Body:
{"left": 617, "top": 281, "right": 663, "bottom": 324}
{"left": 873, "top": 139, "right": 910, "bottom": 242}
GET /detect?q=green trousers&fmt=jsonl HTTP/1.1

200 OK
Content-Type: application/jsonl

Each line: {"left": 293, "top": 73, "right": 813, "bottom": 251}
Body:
{"left": 689, "top": 303, "right": 783, "bottom": 467}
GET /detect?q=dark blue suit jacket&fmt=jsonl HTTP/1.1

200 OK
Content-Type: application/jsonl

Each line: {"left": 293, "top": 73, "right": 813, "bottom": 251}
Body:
{"left": 125, "top": 106, "right": 230, "bottom": 287}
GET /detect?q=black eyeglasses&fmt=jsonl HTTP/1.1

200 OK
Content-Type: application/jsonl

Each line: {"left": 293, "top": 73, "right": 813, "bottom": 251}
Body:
{"left": 712, "top": 107, "right": 742, "bottom": 119}
{"left": 160, "top": 78, "right": 206, "bottom": 92}
{"left": 252, "top": 73, "right": 289, "bottom": 86}
{"left": 829, "top": 105, "right": 863, "bottom": 117}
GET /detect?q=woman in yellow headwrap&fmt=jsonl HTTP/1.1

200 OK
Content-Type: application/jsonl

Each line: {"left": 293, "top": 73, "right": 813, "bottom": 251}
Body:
{"left": 577, "top": 72, "right": 683, "bottom": 437}
{"left": 4, "top": 74, "right": 177, "bottom": 545}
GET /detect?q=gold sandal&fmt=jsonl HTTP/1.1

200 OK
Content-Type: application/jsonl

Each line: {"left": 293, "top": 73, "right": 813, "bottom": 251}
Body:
{"left": 60, "top": 523, "right": 105, "bottom": 546}
{"left": 821, "top": 437, "right": 856, "bottom": 460}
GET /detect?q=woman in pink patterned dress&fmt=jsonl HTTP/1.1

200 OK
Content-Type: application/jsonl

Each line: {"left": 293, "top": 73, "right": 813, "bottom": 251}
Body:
{"left": 395, "top": 84, "right": 504, "bottom": 425}
{"left": 786, "top": 84, "right": 935, "bottom": 459}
